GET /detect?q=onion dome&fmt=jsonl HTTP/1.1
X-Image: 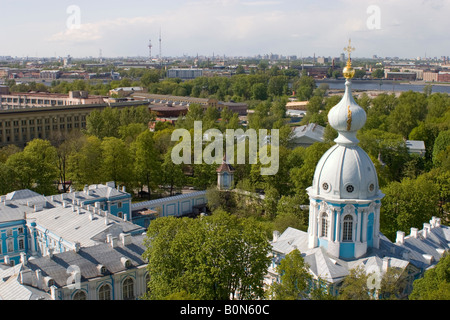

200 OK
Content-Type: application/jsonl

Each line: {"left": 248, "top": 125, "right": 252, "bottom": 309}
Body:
{"left": 308, "top": 40, "right": 381, "bottom": 201}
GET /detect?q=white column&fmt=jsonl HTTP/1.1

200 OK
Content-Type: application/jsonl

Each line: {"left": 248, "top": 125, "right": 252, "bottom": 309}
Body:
{"left": 356, "top": 209, "right": 362, "bottom": 242}
{"left": 329, "top": 208, "right": 335, "bottom": 242}
{"left": 362, "top": 210, "right": 368, "bottom": 242}
{"left": 335, "top": 208, "right": 341, "bottom": 242}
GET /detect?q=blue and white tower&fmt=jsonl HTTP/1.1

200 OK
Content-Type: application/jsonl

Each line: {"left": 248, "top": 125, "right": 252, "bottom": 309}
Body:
{"left": 306, "top": 40, "right": 385, "bottom": 260}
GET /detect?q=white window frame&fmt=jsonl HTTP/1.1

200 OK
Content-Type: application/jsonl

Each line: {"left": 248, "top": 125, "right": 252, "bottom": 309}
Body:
{"left": 343, "top": 215, "right": 353, "bottom": 242}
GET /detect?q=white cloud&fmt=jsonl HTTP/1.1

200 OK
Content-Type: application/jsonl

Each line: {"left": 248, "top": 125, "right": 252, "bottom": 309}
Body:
{"left": 16, "top": 0, "right": 450, "bottom": 58}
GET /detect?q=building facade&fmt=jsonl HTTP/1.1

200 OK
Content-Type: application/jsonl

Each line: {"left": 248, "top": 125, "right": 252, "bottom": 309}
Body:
{"left": 167, "top": 68, "right": 203, "bottom": 80}
{"left": 131, "top": 191, "right": 208, "bottom": 228}
{"left": 0, "top": 99, "right": 148, "bottom": 147}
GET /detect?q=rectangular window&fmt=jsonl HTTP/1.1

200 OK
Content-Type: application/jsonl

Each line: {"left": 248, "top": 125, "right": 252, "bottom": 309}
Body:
{"left": 343, "top": 218, "right": 353, "bottom": 242}
{"left": 19, "top": 238, "right": 24, "bottom": 250}
{"left": 7, "top": 239, "right": 14, "bottom": 252}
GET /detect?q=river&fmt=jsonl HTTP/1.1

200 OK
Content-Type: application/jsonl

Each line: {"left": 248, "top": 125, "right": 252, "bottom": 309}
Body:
{"left": 316, "top": 79, "right": 450, "bottom": 94}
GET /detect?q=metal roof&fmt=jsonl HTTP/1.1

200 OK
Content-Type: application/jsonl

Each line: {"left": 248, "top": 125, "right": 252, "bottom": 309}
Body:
{"left": 25, "top": 234, "right": 147, "bottom": 288}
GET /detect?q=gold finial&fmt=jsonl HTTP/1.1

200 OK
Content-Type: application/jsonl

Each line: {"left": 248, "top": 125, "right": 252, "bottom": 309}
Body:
{"left": 343, "top": 39, "right": 356, "bottom": 79}
{"left": 344, "top": 39, "right": 355, "bottom": 61}
{"left": 347, "top": 105, "right": 352, "bottom": 131}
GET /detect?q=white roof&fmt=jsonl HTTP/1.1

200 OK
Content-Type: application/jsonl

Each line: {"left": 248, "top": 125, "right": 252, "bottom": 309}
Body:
{"left": 406, "top": 140, "right": 425, "bottom": 150}
{"left": 132, "top": 191, "right": 207, "bottom": 211}
{"left": 291, "top": 123, "right": 324, "bottom": 144}
{"left": 271, "top": 227, "right": 309, "bottom": 255}
{"left": 0, "top": 264, "right": 51, "bottom": 300}
{"left": 271, "top": 223, "right": 450, "bottom": 284}
{"left": 26, "top": 204, "right": 131, "bottom": 248}
{"left": 5, "top": 189, "right": 47, "bottom": 207}
{"left": 0, "top": 202, "right": 32, "bottom": 223}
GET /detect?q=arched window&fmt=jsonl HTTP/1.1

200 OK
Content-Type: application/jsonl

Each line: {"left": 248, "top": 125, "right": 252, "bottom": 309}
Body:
{"left": 122, "top": 277, "right": 134, "bottom": 300}
{"left": 98, "top": 284, "right": 111, "bottom": 300}
{"left": 73, "top": 290, "right": 87, "bottom": 300}
{"left": 343, "top": 215, "right": 353, "bottom": 242}
{"left": 321, "top": 212, "right": 329, "bottom": 238}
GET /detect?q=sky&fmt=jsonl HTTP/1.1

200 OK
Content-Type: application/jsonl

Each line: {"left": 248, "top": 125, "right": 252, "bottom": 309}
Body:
{"left": 0, "top": 0, "right": 449, "bottom": 59}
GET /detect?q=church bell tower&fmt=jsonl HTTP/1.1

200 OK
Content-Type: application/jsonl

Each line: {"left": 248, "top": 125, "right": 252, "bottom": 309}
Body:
{"left": 306, "top": 40, "right": 385, "bottom": 260}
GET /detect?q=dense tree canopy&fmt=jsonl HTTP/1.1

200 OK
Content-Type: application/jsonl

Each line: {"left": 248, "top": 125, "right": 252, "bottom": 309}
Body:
{"left": 409, "top": 253, "right": 450, "bottom": 300}
{"left": 142, "top": 211, "right": 271, "bottom": 300}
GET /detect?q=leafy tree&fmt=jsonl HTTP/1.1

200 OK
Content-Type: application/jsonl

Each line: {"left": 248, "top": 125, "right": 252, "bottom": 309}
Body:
{"left": 251, "top": 82, "right": 268, "bottom": 101}
{"left": 141, "top": 70, "right": 160, "bottom": 87}
{"left": 235, "top": 65, "right": 246, "bottom": 75}
{"left": 55, "top": 131, "right": 86, "bottom": 192}
{"left": 358, "top": 129, "right": 410, "bottom": 182}
{"left": 118, "top": 123, "right": 148, "bottom": 145}
{"left": 100, "top": 107, "right": 121, "bottom": 138}
{"left": 100, "top": 137, "right": 131, "bottom": 186}
{"left": 426, "top": 92, "right": 449, "bottom": 121}
{"left": 85, "top": 109, "right": 104, "bottom": 138}
{"left": 409, "top": 122, "right": 440, "bottom": 164}
{"left": 206, "top": 187, "right": 234, "bottom": 213}
{"left": 267, "top": 249, "right": 312, "bottom": 300}
{"left": 432, "top": 130, "right": 450, "bottom": 167}
{"left": 0, "top": 144, "right": 21, "bottom": 163}
{"left": 161, "top": 148, "right": 185, "bottom": 196}
{"left": 338, "top": 266, "right": 375, "bottom": 300}
{"left": 268, "top": 75, "right": 288, "bottom": 97}
{"left": 192, "top": 163, "right": 217, "bottom": 190}
{"left": 290, "top": 142, "right": 331, "bottom": 204}
{"left": 143, "top": 211, "right": 271, "bottom": 300}
{"left": 354, "top": 69, "right": 366, "bottom": 79}
{"left": 274, "top": 194, "right": 308, "bottom": 233}
{"left": 380, "top": 174, "right": 439, "bottom": 241}
{"left": 372, "top": 68, "right": 384, "bottom": 79}
{"left": 175, "top": 104, "right": 204, "bottom": 130}
{"left": 409, "top": 253, "right": 450, "bottom": 300}
{"left": 379, "top": 267, "right": 410, "bottom": 300}
{"left": 132, "top": 130, "right": 161, "bottom": 199}
{"left": 6, "top": 139, "right": 58, "bottom": 195}
{"left": 67, "top": 135, "right": 103, "bottom": 188}
{"left": 387, "top": 91, "right": 427, "bottom": 138}
{"left": 294, "top": 73, "right": 316, "bottom": 101}
{"left": 0, "top": 162, "right": 17, "bottom": 195}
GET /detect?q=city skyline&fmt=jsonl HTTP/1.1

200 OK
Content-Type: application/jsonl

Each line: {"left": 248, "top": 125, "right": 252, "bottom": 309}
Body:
{"left": 1, "top": 0, "right": 449, "bottom": 59}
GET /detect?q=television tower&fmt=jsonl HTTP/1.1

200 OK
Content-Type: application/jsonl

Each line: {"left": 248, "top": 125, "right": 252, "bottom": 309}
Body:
{"left": 159, "top": 28, "right": 162, "bottom": 64}
{"left": 148, "top": 40, "right": 152, "bottom": 61}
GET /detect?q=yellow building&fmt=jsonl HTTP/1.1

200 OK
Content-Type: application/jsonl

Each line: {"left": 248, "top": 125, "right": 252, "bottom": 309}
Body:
{"left": 0, "top": 100, "right": 148, "bottom": 147}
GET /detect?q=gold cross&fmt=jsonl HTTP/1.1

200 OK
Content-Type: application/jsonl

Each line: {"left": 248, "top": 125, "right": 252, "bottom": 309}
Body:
{"left": 344, "top": 39, "right": 356, "bottom": 60}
